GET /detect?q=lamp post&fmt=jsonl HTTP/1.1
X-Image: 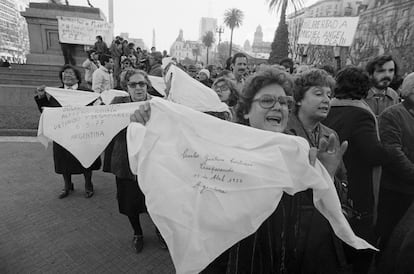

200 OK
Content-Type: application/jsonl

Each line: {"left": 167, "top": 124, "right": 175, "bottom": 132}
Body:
{"left": 216, "top": 26, "right": 224, "bottom": 46}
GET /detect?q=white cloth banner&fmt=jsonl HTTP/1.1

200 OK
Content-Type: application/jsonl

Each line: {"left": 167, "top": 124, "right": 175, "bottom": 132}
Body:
{"left": 37, "top": 102, "right": 145, "bottom": 167}
{"left": 100, "top": 89, "right": 129, "bottom": 105}
{"left": 57, "top": 16, "right": 113, "bottom": 45}
{"left": 45, "top": 87, "right": 100, "bottom": 107}
{"left": 44, "top": 87, "right": 129, "bottom": 106}
{"left": 148, "top": 76, "right": 166, "bottom": 97}
{"left": 126, "top": 98, "right": 377, "bottom": 274}
{"left": 166, "top": 65, "right": 229, "bottom": 113}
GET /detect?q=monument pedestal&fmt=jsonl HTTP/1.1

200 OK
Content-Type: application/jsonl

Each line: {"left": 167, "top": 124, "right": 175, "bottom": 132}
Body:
{"left": 21, "top": 3, "right": 106, "bottom": 66}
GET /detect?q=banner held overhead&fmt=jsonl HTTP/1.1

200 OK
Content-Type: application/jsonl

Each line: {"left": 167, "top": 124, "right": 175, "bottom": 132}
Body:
{"left": 298, "top": 17, "right": 360, "bottom": 47}
{"left": 57, "top": 16, "right": 113, "bottom": 45}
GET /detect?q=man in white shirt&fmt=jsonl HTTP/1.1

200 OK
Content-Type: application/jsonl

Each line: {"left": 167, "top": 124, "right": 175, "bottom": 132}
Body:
{"left": 92, "top": 54, "right": 114, "bottom": 93}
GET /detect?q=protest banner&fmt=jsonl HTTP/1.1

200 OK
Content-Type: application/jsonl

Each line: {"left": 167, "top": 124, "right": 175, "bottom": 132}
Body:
{"left": 57, "top": 16, "right": 113, "bottom": 45}
{"left": 126, "top": 98, "right": 377, "bottom": 274}
{"left": 37, "top": 102, "right": 144, "bottom": 168}
{"left": 298, "top": 17, "right": 360, "bottom": 47}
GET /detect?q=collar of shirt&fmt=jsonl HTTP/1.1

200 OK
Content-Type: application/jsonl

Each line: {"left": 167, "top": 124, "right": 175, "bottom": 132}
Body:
{"left": 64, "top": 83, "right": 78, "bottom": 90}
{"left": 366, "top": 87, "right": 394, "bottom": 100}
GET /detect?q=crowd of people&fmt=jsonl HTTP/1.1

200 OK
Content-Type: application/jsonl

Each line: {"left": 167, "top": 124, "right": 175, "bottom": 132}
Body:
{"left": 33, "top": 33, "right": 414, "bottom": 273}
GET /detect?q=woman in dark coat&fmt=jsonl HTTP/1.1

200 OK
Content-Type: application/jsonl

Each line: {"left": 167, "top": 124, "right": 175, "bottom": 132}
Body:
{"left": 34, "top": 64, "right": 101, "bottom": 199}
{"left": 103, "top": 69, "right": 166, "bottom": 253}
{"left": 323, "top": 66, "right": 390, "bottom": 273}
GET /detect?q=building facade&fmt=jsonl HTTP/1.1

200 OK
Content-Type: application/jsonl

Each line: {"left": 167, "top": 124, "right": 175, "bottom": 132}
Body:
{"left": 170, "top": 29, "right": 205, "bottom": 63}
{"left": 251, "top": 25, "right": 271, "bottom": 55}
{"left": 0, "top": 0, "right": 29, "bottom": 63}
{"left": 199, "top": 17, "right": 217, "bottom": 41}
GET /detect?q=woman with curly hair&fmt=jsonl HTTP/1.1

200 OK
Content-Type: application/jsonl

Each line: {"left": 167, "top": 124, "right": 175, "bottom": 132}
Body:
{"left": 323, "top": 66, "right": 389, "bottom": 273}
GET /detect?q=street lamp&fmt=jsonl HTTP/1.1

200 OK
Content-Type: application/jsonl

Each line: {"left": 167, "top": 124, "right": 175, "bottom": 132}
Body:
{"left": 216, "top": 26, "right": 224, "bottom": 46}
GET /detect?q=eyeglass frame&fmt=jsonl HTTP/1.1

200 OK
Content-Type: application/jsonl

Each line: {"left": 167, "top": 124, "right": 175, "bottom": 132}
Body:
{"left": 252, "top": 94, "right": 294, "bottom": 109}
{"left": 127, "top": 81, "right": 148, "bottom": 88}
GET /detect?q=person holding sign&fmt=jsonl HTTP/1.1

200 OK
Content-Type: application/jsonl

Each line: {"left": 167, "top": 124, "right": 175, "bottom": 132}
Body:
{"left": 103, "top": 69, "right": 167, "bottom": 253}
{"left": 130, "top": 68, "right": 349, "bottom": 273}
{"left": 34, "top": 65, "right": 101, "bottom": 199}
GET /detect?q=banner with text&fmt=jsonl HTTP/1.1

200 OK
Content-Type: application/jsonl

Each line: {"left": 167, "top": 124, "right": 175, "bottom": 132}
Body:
{"left": 57, "top": 16, "right": 113, "bottom": 45}
{"left": 298, "top": 17, "right": 359, "bottom": 47}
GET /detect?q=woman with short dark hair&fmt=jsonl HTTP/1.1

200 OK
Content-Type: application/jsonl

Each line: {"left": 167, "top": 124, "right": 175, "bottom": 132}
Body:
{"left": 34, "top": 64, "right": 101, "bottom": 199}
{"left": 323, "top": 66, "right": 389, "bottom": 273}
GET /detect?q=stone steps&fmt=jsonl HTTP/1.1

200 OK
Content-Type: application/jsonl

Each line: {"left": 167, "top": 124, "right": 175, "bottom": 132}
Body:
{"left": 0, "top": 64, "right": 85, "bottom": 86}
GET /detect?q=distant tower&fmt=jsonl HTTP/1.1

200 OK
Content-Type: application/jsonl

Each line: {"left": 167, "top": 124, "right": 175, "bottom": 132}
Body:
{"left": 253, "top": 25, "right": 264, "bottom": 44}
{"left": 152, "top": 29, "right": 156, "bottom": 48}
{"left": 108, "top": 0, "right": 113, "bottom": 23}
{"left": 176, "top": 29, "right": 184, "bottom": 42}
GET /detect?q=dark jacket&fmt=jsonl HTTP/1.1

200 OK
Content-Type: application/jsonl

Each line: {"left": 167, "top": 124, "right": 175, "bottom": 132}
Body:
{"left": 34, "top": 86, "right": 101, "bottom": 174}
{"left": 323, "top": 105, "right": 389, "bottom": 239}
{"left": 377, "top": 202, "right": 414, "bottom": 274}
{"left": 102, "top": 96, "right": 135, "bottom": 180}
{"left": 148, "top": 63, "right": 163, "bottom": 77}
{"left": 379, "top": 101, "right": 414, "bottom": 193}
{"left": 226, "top": 115, "right": 349, "bottom": 274}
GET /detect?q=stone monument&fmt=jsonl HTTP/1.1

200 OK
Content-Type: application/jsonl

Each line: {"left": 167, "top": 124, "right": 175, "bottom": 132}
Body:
{"left": 21, "top": 2, "right": 107, "bottom": 66}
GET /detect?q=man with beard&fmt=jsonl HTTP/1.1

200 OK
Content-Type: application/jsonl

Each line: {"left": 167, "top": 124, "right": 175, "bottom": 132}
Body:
{"left": 365, "top": 55, "right": 400, "bottom": 117}
{"left": 231, "top": 52, "right": 248, "bottom": 94}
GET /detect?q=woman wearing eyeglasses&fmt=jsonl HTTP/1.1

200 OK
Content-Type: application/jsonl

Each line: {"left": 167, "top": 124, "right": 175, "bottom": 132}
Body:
{"left": 212, "top": 77, "right": 239, "bottom": 121}
{"left": 103, "top": 69, "right": 167, "bottom": 253}
{"left": 131, "top": 68, "right": 347, "bottom": 273}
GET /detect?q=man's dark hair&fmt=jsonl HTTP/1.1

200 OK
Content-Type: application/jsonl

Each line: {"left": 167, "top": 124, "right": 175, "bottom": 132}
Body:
{"left": 231, "top": 53, "right": 248, "bottom": 65}
{"left": 280, "top": 58, "right": 294, "bottom": 73}
{"left": 99, "top": 54, "right": 112, "bottom": 66}
{"left": 334, "top": 66, "right": 370, "bottom": 100}
{"left": 59, "top": 64, "right": 82, "bottom": 84}
{"left": 96, "top": 35, "right": 103, "bottom": 41}
{"left": 366, "top": 54, "right": 399, "bottom": 76}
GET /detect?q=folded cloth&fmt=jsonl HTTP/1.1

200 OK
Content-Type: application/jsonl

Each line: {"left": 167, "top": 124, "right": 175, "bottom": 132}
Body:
{"left": 37, "top": 102, "right": 146, "bottom": 168}
{"left": 45, "top": 87, "right": 100, "bottom": 107}
{"left": 126, "top": 97, "right": 378, "bottom": 274}
{"left": 166, "top": 65, "right": 229, "bottom": 113}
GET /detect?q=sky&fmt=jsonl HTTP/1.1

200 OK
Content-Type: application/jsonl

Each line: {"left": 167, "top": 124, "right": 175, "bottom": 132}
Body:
{"left": 34, "top": 0, "right": 319, "bottom": 51}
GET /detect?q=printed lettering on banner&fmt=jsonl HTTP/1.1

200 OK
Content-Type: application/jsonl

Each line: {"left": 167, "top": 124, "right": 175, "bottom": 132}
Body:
{"left": 38, "top": 102, "right": 145, "bottom": 167}
{"left": 298, "top": 17, "right": 359, "bottom": 47}
{"left": 57, "top": 16, "right": 113, "bottom": 45}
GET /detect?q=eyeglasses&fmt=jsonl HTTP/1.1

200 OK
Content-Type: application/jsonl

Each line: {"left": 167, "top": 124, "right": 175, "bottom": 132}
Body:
{"left": 214, "top": 84, "right": 229, "bottom": 92}
{"left": 127, "top": 81, "right": 147, "bottom": 88}
{"left": 252, "top": 95, "right": 293, "bottom": 109}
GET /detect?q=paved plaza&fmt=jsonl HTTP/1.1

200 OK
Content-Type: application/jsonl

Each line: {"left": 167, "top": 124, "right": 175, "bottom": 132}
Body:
{"left": 0, "top": 138, "right": 174, "bottom": 273}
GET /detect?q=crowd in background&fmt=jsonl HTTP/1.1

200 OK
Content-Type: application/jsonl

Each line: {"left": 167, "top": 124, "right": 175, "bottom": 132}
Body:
{"left": 33, "top": 32, "right": 414, "bottom": 274}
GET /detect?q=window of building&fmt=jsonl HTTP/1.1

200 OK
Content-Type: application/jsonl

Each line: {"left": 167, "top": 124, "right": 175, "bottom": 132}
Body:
{"left": 402, "top": 8, "right": 409, "bottom": 17}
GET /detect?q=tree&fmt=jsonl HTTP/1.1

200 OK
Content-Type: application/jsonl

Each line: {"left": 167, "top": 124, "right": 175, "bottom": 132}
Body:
{"left": 192, "top": 46, "right": 201, "bottom": 62}
{"left": 202, "top": 31, "right": 215, "bottom": 65}
{"left": 217, "top": 42, "right": 231, "bottom": 66}
{"left": 267, "top": 0, "right": 304, "bottom": 64}
{"left": 223, "top": 8, "right": 244, "bottom": 58}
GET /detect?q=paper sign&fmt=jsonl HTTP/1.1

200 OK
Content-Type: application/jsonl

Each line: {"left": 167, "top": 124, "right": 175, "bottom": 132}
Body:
{"left": 37, "top": 102, "right": 145, "bottom": 168}
{"left": 298, "top": 17, "right": 359, "bottom": 47}
{"left": 57, "top": 16, "right": 113, "bottom": 45}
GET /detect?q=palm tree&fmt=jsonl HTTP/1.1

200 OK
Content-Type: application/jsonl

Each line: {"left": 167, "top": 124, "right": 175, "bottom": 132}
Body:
{"left": 267, "top": 0, "right": 304, "bottom": 64}
{"left": 223, "top": 8, "right": 244, "bottom": 58}
{"left": 202, "top": 31, "right": 215, "bottom": 65}
{"left": 192, "top": 46, "right": 201, "bottom": 63}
